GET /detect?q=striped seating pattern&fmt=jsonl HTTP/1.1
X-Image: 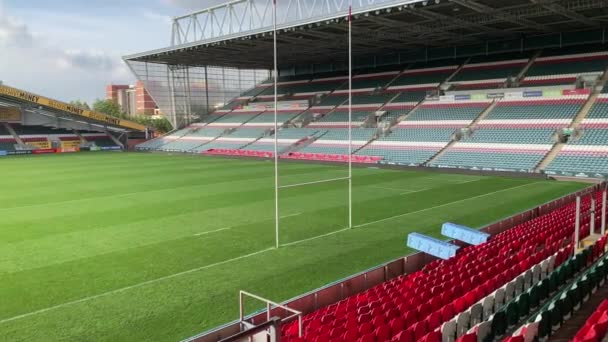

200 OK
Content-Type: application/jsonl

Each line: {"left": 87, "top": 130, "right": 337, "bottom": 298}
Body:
{"left": 431, "top": 151, "right": 545, "bottom": 171}
{"left": 465, "top": 128, "right": 555, "bottom": 144}
{"left": 406, "top": 104, "right": 488, "bottom": 122}
{"left": 486, "top": 101, "right": 583, "bottom": 120}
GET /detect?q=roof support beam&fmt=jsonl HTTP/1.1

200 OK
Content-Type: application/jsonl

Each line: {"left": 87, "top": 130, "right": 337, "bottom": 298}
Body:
{"left": 450, "top": 0, "right": 552, "bottom": 32}
{"left": 529, "top": 0, "right": 600, "bottom": 27}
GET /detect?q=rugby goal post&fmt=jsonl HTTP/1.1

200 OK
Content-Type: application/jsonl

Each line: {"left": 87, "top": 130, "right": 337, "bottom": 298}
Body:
{"left": 271, "top": 0, "right": 355, "bottom": 248}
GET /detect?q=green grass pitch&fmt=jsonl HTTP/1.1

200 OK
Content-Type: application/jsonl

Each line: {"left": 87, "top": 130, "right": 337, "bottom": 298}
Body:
{"left": 0, "top": 152, "right": 589, "bottom": 341}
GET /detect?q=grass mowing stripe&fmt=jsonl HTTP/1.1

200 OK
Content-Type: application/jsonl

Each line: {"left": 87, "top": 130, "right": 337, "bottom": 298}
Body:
{"left": 353, "top": 181, "right": 543, "bottom": 228}
{"left": 0, "top": 247, "right": 276, "bottom": 325}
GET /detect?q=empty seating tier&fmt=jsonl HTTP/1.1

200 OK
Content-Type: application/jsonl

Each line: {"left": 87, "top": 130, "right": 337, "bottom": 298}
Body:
{"left": 430, "top": 143, "right": 551, "bottom": 171}
{"left": 582, "top": 96, "right": 608, "bottom": 128}
{"left": 546, "top": 129, "right": 608, "bottom": 176}
{"left": 399, "top": 101, "right": 490, "bottom": 127}
{"left": 281, "top": 191, "right": 600, "bottom": 342}
{"left": 0, "top": 138, "right": 17, "bottom": 151}
{"left": 464, "top": 128, "right": 555, "bottom": 144}
{"left": 450, "top": 59, "right": 528, "bottom": 89}
{"left": 522, "top": 51, "right": 608, "bottom": 86}
{"left": 390, "top": 66, "right": 456, "bottom": 88}
{"left": 482, "top": 97, "right": 586, "bottom": 127}
{"left": 357, "top": 128, "right": 454, "bottom": 166}
{"left": 206, "top": 110, "right": 262, "bottom": 126}
{"left": 308, "top": 110, "right": 374, "bottom": 128}
{"left": 297, "top": 128, "right": 375, "bottom": 155}
{"left": 244, "top": 128, "right": 325, "bottom": 152}
{"left": 572, "top": 299, "right": 608, "bottom": 342}
{"left": 244, "top": 111, "right": 301, "bottom": 126}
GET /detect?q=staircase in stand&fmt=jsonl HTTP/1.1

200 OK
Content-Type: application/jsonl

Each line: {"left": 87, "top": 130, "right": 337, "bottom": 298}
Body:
{"left": 424, "top": 100, "right": 496, "bottom": 166}
{"left": 514, "top": 50, "right": 542, "bottom": 86}
{"left": 535, "top": 142, "right": 565, "bottom": 172}
{"left": 442, "top": 57, "right": 471, "bottom": 86}
{"left": 468, "top": 100, "right": 497, "bottom": 128}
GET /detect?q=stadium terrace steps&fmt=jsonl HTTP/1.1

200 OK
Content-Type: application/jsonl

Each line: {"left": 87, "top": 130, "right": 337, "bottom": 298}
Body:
{"left": 536, "top": 143, "right": 565, "bottom": 172}
{"left": 280, "top": 192, "right": 604, "bottom": 342}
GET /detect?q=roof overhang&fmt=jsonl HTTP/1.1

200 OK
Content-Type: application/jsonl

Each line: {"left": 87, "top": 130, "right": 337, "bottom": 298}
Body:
{"left": 124, "top": 0, "right": 608, "bottom": 70}
{"left": 0, "top": 84, "right": 147, "bottom": 132}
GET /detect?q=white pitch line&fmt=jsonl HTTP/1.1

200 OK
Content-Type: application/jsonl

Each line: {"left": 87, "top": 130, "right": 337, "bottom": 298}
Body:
{"left": 453, "top": 178, "right": 483, "bottom": 185}
{"left": 400, "top": 188, "right": 430, "bottom": 195}
{"left": 280, "top": 212, "right": 302, "bottom": 219}
{"left": 0, "top": 247, "right": 275, "bottom": 325}
{"left": 193, "top": 227, "right": 231, "bottom": 236}
{"left": 370, "top": 185, "right": 414, "bottom": 192}
{"left": 354, "top": 182, "right": 542, "bottom": 228}
{"left": 279, "top": 176, "right": 350, "bottom": 189}
{"left": 280, "top": 227, "right": 351, "bottom": 247}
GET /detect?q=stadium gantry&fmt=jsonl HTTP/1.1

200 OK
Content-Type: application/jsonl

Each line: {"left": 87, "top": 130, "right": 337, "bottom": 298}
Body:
{"left": 122, "top": 0, "right": 608, "bottom": 341}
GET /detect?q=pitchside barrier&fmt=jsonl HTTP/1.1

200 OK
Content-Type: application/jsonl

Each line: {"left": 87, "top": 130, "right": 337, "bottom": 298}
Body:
{"left": 184, "top": 182, "right": 606, "bottom": 342}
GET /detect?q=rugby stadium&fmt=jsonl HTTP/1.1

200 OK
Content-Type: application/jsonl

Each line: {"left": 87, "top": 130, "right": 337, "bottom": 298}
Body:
{"left": 3, "top": 0, "right": 608, "bottom": 341}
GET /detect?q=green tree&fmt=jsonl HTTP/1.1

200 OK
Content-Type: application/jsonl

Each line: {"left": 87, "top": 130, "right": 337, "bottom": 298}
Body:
{"left": 69, "top": 100, "right": 91, "bottom": 110}
{"left": 92, "top": 99, "right": 125, "bottom": 118}
{"left": 131, "top": 115, "right": 173, "bottom": 134}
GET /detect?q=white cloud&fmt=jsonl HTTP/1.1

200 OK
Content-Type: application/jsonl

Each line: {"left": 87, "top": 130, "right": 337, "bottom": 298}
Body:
{"left": 0, "top": 5, "right": 133, "bottom": 103}
{"left": 161, "top": 0, "right": 229, "bottom": 10}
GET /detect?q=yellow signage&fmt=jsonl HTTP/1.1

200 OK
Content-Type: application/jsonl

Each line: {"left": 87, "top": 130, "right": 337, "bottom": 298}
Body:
{"left": 26, "top": 140, "right": 51, "bottom": 149}
{"left": 61, "top": 140, "right": 81, "bottom": 149}
{"left": 0, "top": 107, "right": 21, "bottom": 122}
{"left": 0, "top": 85, "right": 146, "bottom": 131}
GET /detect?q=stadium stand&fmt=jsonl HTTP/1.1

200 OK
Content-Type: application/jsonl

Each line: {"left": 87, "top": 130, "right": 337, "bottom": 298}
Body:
{"left": 356, "top": 128, "right": 454, "bottom": 166}
{"left": 449, "top": 53, "right": 530, "bottom": 90}
{"left": 397, "top": 100, "right": 491, "bottom": 128}
{"left": 481, "top": 96, "right": 587, "bottom": 127}
{"left": 135, "top": 45, "right": 608, "bottom": 178}
{"left": 279, "top": 191, "right": 605, "bottom": 342}
{"left": 294, "top": 128, "right": 376, "bottom": 155}
{"left": 521, "top": 48, "right": 608, "bottom": 86}
{"left": 243, "top": 128, "right": 325, "bottom": 153}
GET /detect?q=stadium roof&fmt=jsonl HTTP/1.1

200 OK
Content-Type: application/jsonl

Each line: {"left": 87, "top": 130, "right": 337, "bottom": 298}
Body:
{"left": 125, "top": 0, "right": 608, "bottom": 70}
{"left": 0, "top": 84, "right": 147, "bottom": 132}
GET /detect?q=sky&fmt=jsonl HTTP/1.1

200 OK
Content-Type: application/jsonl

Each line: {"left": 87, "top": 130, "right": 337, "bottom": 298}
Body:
{"left": 0, "top": 0, "right": 227, "bottom": 104}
